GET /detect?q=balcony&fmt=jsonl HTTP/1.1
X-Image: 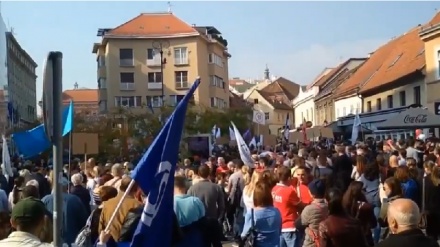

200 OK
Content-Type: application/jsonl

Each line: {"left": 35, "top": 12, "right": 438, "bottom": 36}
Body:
{"left": 120, "top": 82, "right": 135, "bottom": 91}
{"left": 148, "top": 82, "right": 162, "bottom": 90}
{"left": 147, "top": 57, "right": 161, "bottom": 67}
{"left": 175, "top": 82, "right": 189, "bottom": 90}
{"left": 174, "top": 58, "right": 189, "bottom": 66}
{"left": 97, "top": 65, "right": 106, "bottom": 78}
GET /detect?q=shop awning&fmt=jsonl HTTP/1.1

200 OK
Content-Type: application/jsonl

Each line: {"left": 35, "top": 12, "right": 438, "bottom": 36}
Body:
{"left": 376, "top": 107, "right": 440, "bottom": 129}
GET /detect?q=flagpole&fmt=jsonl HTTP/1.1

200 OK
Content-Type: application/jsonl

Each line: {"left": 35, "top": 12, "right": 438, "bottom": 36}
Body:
{"left": 67, "top": 131, "right": 72, "bottom": 191}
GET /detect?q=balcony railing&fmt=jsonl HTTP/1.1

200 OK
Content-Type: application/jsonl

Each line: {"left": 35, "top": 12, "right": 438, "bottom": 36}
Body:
{"left": 147, "top": 57, "right": 161, "bottom": 66}
{"left": 174, "top": 58, "right": 189, "bottom": 65}
{"left": 147, "top": 82, "right": 162, "bottom": 90}
{"left": 120, "top": 82, "right": 135, "bottom": 91}
{"left": 175, "top": 82, "right": 189, "bottom": 89}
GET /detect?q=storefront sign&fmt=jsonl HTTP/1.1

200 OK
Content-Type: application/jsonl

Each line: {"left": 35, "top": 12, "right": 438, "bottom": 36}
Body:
{"left": 403, "top": 114, "right": 428, "bottom": 124}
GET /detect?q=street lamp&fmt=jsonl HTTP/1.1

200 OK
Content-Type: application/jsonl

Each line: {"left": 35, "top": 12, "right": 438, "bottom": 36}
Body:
{"left": 152, "top": 40, "right": 170, "bottom": 105}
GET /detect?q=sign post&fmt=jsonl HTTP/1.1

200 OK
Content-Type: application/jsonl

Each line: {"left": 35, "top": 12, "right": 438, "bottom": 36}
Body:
{"left": 42, "top": 52, "right": 63, "bottom": 247}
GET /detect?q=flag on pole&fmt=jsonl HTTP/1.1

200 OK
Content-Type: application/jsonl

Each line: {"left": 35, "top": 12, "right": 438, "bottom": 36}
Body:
{"left": 302, "top": 118, "right": 307, "bottom": 143}
{"left": 351, "top": 114, "right": 361, "bottom": 144}
{"left": 283, "top": 113, "right": 290, "bottom": 140}
{"left": 1, "top": 135, "right": 13, "bottom": 182}
{"left": 130, "top": 78, "right": 200, "bottom": 247}
{"left": 229, "top": 126, "right": 236, "bottom": 141}
{"left": 231, "top": 121, "right": 254, "bottom": 167}
{"left": 252, "top": 110, "right": 266, "bottom": 125}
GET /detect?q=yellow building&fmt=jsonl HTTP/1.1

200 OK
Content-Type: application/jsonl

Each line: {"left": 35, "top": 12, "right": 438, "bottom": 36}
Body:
{"left": 420, "top": 12, "right": 440, "bottom": 114}
{"left": 92, "top": 12, "right": 231, "bottom": 113}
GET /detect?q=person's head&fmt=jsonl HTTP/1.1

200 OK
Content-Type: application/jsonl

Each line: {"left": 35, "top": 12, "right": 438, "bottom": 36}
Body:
{"left": 342, "top": 181, "right": 366, "bottom": 216}
{"left": 11, "top": 197, "right": 46, "bottom": 235}
{"left": 253, "top": 181, "right": 273, "bottom": 207}
{"left": 326, "top": 188, "right": 345, "bottom": 215}
{"left": 0, "top": 212, "right": 10, "bottom": 239}
{"left": 174, "top": 176, "right": 187, "bottom": 195}
{"left": 406, "top": 158, "right": 416, "bottom": 168}
{"left": 111, "top": 163, "right": 124, "bottom": 177}
{"left": 119, "top": 176, "right": 139, "bottom": 195}
{"left": 394, "top": 166, "right": 410, "bottom": 183}
{"left": 71, "top": 173, "right": 83, "bottom": 186}
{"left": 14, "top": 176, "right": 25, "bottom": 188}
{"left": 98, "top": 186, "right": 118, "bottom": 202}
{"left": 276, "top": 166, "right": 291, "bottom": 183}
{"left": 217, "top": 157, "right": 226, "bottom": 167}
{"left": 233, "top": 159, "right": 244, "bottom": 172}
{"left": 399, "top": 149, "right": 407, "bottom": 158}
{"left": 244, "top": 171, "right": 263, "bottom": 196}
{"left": 407, "top": 139, "right": 415, "bottom": 148}
{"left": 355, "top": 156, "right": 366, "bottom": 174}
{"left": 308, "top": 179, "right": 326, "bottom": 199}
{"left": 183, "top": 158, "right": 191, "bottom": 167}
{"left": 335, "top": 145, "right": 345, "bottom": 154}
{"left": 258, "top": 156, "right": 269, "bottom": 168}
{"left": 295, "top": 166, "right": 310, "bottom": 184}
{"left": 198, "top": 165, "right": 210, "bottom": 179}
{"left": 387, "top": 198, "right": 420, "bottom": 234}
{"left": 430, "top": 166, "right": 440, "bottom": 187}
{"left": 383, "top": 177, "right": 403, "bottom": 198}
{"left": 376, "top": 154, "right": 385, "bottom": 167}
{"left": 424, "top": 160, "right": 436, "bottom": 175}
{"left": 21, "top": 185, "right": 40, "bottom": 199}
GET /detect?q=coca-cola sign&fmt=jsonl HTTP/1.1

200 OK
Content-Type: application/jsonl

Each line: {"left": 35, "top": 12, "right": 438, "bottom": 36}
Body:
{"left": 403, "top": 114, "right": 428, "bottom": 124}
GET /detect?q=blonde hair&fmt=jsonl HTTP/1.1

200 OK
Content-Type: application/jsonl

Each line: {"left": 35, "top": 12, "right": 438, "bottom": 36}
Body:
{"left": 242, "top": 166, "right": 251, "bottom": 185}
{"left": 244, "top": 171, "right": 262, "bottom": 197}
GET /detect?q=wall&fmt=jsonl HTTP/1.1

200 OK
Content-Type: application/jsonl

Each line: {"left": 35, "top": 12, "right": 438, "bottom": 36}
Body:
{"left": 362, "top": 77, "right": 426, "bottom": 112}
{"left": 0, "top": 13, "right": 7, "bottom": 129}
{"left": 422, "top": 31, "right": 440, "bottom": 113}
{"left": 334, "top": 95, "right": 362, "bottom": 119}
{"left": 292, "top": 86, "right": 318, "bottom": 126}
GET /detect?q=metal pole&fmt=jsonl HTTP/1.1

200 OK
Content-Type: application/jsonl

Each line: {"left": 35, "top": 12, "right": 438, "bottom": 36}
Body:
{"left": 52, "top": 53, "right": 63, "bottom": 247}
{"left": 160, "top": 48, "right": 164, "bottom": 105}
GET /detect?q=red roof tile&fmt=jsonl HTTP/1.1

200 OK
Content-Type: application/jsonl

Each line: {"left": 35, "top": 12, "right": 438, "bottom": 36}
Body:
{"left": 62, "top": 89, "right": 98, "bottom": 103}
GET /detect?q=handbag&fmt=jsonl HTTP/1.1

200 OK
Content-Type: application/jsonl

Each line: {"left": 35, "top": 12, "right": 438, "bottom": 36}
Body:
{"left": 239, "top": 208, "right": 257, "bottom": 247}
{"left": 74, "top": 210, "right": 95, "bottom": 247}
{"left": 419, "top": 176, "right": 427, "bottom": 229}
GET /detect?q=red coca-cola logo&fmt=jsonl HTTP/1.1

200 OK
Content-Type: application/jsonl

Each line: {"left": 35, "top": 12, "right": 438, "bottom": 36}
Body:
{"left": 403, "top": 114, "right": 428, "bottom": 124}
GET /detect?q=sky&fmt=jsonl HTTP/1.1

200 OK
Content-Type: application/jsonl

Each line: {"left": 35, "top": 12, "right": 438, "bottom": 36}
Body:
{"left": 1, "top": 1, "right": 440, "bottom": 106}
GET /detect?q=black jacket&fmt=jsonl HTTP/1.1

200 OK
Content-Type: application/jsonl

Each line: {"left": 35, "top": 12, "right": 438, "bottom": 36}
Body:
{"left": 376, "top": 229, "right": 439, "bottom": 247}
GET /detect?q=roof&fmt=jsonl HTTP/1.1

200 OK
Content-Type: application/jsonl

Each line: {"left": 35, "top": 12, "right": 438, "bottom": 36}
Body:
{"left": 229, "top": 79, "right": 254, "bottom": 93}
{"left": 62, "top": 89, "right": 98, "bottom": 103}
{"left": 105, "top": 12, "right": 199, "bottom": 37}
{"left": 260, "top": 77, "right": 300, "bottom": 101}
{"left": 337, "top": 13, "right": 440, "bottom": 97}
{"left": 229, "top": 91, "right": 250, "bottom": 109}
{"left": 314, "top": 58, "right": 366, "bottom": 90}
{"left": 316, "top": 65, "right": 362, "bottom": 101}
{"left": 308, "top": 68, "right": 334, "bottom": 88}
{"left": 6, "top": 32, "right": 38, "bottom": 67}
{"left": 257, "top": 90, "right": 292, "bottom": 110}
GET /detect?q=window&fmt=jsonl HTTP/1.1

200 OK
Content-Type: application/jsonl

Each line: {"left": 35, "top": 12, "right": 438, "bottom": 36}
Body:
{"left": 146, "top": 96, "right": 163, "bottom": 107}
{"left": 210, "top": 97, "right": 226, "bottom": 108}
{"left": 114, "top": 96, "right": 142, "bottom": 107}
{"left": 350, "top": 105, "right": 354, "bottom": 114}
{"left": 264, "top": 112, "right": 269, "bottom": 120}
{"left": 147, "top": 72, "right": 162, "bottom": 83}
{"left": 342, "top": 107, "right": 346, "bottom": 116}
{"left": 413, "top": 86, "right": 421, "bottom": 105}
{"left": 366, "top": 101, "right": 372, "bottom": 112}
{"left": 210, "top": 75, "right": 225, "bottom": 88}
{"left": 97, "top": 55, "right": 105, "bottom": 67}
{"left": 399, "top": 91, "right": 406, "bottom": 106}
{"left": 175, "top": 71, "right": 188, "bottom": 89}
{"left": 174, "top": 47, "right": 188, "bottom": 65}
{"left": 169, "top": 95, "right": 184, "bottom": 106}
{"left": 98, "top": 78, "right": 107, "bottom": 89}
{"left": 147, "top": 49, "right": 161, "bottom": 65}
{"left": 387, "top": 95, "right": 393, "bottom": 109}
{"left": 356, "top": 102, "right": 361, "bottom": 113}
{"left": 254, "top": 98, "right": 258, "bottom": 104}
{"left": 120, "top": 73, "right": 135, "bottom": 90}
{"left": 119, "top": 49, "right": 133, "bottom": 66}
{"left": 376, "top": 98, "right": 382, "bottom": 110}
{"left": 437, "top": 50, "right": 440, "bottom": 78}
{"left": 208, "top": 53, "right": 223, "bottom": 67}
{"left": 337, "top": 108, "right": 340, "bottom": 118}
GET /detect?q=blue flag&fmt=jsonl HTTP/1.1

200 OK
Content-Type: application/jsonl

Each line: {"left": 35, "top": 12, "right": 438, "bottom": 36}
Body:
{"left": 130, "top": 78, "right": 200, "bottom": 247}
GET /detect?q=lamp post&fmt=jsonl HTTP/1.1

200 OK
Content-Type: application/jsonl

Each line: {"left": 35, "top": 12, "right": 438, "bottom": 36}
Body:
{"left": 152, "top": 40, "right": 170, "bottom": 105}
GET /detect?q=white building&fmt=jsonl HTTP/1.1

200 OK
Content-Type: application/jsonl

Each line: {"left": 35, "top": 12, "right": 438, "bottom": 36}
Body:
{"left": 292, "top": 86, "right": 319, "bottom": 127}
{"left": 0, "top": 11, "right": 8, "bottom": 130}
{"left": 334, "top": 96, "right": 362, "bottom": 119}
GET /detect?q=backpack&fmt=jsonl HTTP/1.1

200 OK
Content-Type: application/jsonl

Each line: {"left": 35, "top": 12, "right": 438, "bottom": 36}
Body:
{"left": 74, "top": 210, "right": 95, "bottom": 247}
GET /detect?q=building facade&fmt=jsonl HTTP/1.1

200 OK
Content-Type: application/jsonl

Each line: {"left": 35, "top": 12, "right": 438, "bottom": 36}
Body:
{"left": 62, "top": 83, "right": 99, "bottom": 116}
{"left": 6, "top": 32, "right": 38, "bottom": 126}
{"left": 292, "top": 86, "right": 318, "bottom": 127}
{"left": 92, "top": 12, "right": 231, "bottom": 114}
{"left": 0, "top": 12, "right": 8, "bottom": 130}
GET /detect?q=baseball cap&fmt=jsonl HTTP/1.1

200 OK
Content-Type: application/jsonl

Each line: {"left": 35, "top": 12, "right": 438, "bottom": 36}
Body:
{"left": 12, "top": 197, "right": 46, "bottom": 223}
{"left": 308, "top": 179, "right": 326, "bottom": 198}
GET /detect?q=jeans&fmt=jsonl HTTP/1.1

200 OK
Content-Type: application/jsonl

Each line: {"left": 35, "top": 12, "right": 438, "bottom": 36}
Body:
{"left": 280, "top": 231, "right": 297, "bottom": 247}
{"left": 373, "top": 206, "right": 381, "bottom": 244}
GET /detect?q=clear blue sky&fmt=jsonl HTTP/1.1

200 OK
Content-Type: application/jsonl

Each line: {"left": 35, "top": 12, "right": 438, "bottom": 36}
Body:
{"left": 1, "top": 1, "right": 439, "bottom": 104}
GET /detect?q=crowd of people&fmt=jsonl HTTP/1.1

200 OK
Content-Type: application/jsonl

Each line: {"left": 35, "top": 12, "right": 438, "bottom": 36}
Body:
{"left": 0, "top": 137, "right": 438, "bottom": 247}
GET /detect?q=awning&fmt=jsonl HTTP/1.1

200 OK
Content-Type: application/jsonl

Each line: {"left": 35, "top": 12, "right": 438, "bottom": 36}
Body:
{"left": 376, "top": 107, "right": 440, "bottom": 130}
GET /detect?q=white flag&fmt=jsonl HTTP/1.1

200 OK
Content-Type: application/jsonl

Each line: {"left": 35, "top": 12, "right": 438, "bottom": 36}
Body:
{"left": 252, "top": 110, "right": 266, "bottom": 125}
{"left": 351, "top": 114, "right": 361, "bottom": 144}
{"left": 2, "top": 135, "right": 13, "bottom": 182}
{"left": 229, "top": 127, "right": 236, "bottom": 141}
{"left": 249, "top": 137, "right": 257, "bottom": 147}
{"left": 231, "top": 121, "right": 254, "bottom": 167}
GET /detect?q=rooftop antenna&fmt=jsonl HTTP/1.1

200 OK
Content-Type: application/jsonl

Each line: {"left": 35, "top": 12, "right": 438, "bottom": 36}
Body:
{"left": 167, "top": 1, "right": 172, "bottom": 13}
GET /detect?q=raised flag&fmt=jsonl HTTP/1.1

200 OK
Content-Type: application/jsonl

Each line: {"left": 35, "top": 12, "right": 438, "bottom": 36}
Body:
{"left": 130, "top": 78, "right": 200, "bottom": 247}
{"left": 231, "top": 121, "right": 254, "bottom": 167}
{"left": 252, "top": 110, "right": 265, "bottom": 125}
{"left": 1, "top": 135, "right": 13, "bottom": 182}
{"left": 283, "top": 113, "right": 290, "bottom": 140}
{"left": 229, "top": 126, "right": 236, "bottom": 141}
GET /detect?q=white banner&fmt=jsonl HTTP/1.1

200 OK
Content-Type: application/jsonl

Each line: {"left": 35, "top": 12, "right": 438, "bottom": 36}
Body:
{"left": 231, "top": 121, "right": 254, "bottom": 167}
{"left": 252, "top": 110, "right": 266, "bottom": 125}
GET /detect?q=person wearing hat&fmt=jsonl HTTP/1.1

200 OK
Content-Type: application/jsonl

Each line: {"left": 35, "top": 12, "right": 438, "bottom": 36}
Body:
{"left": 295, "top": 179, "right": 328, "bottom": 247}
{"left": 0, "top": 197, "right": 51, "bottom": 246}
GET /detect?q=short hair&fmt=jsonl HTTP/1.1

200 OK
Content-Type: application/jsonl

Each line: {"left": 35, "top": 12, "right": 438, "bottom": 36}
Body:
{"left": 71, "top": 173, "right": 83, "bottom": 186}
{"left": 394, "top": 166, "right": 410, "bottom": 182}
{"left": 174, "top": 176, "right": 187, "bottom": 190}
{"left": 198, "top": 165, "right": 210, "bottom": 179}
{"left": 120, "top": 176, "right": 137, "bottom": 192}
{"left": 111, "top": 163, "right": 123, "bottom": 175}
{"left": 277, "top": 166, "right": 291, "bottom": 182}
{"left": 253, "top": 181, "right": 273, "bottom": 207}
{"left": 232, "top": 159, "right": 244, "bottom": 170}
{"left": 99, "top": 186, "right": 118, "bottom": 202}
{"left": 388, "top": 198, "right": 420, "bottom": 226}
{"left": 26, "top": 179, "right": 39, "bottom": 189}
{"left": 22, "top": 185, "right": 39, "bottom": 199}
